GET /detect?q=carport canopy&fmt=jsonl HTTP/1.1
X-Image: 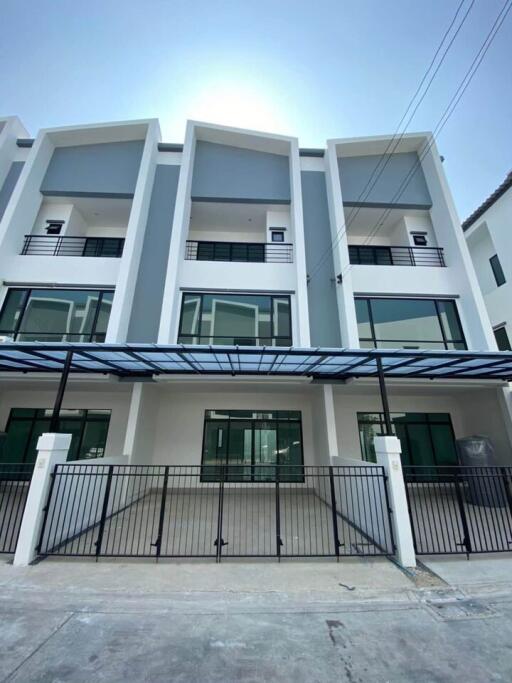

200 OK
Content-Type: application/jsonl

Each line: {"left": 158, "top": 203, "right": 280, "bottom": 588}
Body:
{"left": 1, "top": 342, "right": 511, "bottom": 436}
{"left": 1, "top": 343, "right": 512, "bottom": 381}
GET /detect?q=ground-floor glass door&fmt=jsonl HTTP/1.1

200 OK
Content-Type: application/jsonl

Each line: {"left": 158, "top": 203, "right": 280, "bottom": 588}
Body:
{"left": 201, "top": 410, "right": 304, "bottom": 481}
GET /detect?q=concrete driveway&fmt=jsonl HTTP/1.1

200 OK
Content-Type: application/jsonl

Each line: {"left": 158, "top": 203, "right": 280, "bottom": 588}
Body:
{"left": 1, "top": 556, "right": 512, "bottom": 682}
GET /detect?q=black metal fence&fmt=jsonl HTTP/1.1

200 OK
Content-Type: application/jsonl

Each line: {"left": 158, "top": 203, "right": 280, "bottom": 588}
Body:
{"left": 349, "top": 245, "right": 445, "bottom": 267}
{"left": 22, "top": 235, "right": 125, "bottom": 258}
{"left": 37, "top": 464, "right": 395, "bottom": 561}
{"left": 0, "top": 463, "right": 33, "bottom": 554}
{"left": 404, "top": 466, "right": 512, "bottom": 555}
{"left": 185, "top": 240, "right": 293, "bottom": 263}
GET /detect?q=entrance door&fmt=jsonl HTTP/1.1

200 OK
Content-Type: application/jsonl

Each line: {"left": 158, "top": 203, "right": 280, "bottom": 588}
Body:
{"left": 253, "top": 419, "right": 278, "bottom": 481}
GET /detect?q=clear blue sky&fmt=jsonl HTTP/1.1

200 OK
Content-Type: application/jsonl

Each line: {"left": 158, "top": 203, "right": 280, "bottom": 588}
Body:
{"left": 1, "top": 0, "right": 510, "bottom": 220}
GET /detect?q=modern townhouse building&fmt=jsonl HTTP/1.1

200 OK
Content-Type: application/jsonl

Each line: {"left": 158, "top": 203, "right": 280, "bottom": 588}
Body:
{"left": 1, "top": 116, "right": 512, "bottom": 565}
{"left": 463, "top": 171, "right": 512, "bottom": 351}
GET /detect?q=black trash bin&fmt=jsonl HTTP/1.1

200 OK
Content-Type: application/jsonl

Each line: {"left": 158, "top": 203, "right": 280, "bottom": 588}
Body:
{"left": 456, "top": 436, "right": 508, "bottom": 507}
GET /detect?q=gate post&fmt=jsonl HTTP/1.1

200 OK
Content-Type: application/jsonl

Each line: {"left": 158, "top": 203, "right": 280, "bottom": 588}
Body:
{"left": 14, "top": 433, "right": 72, "bottom": 566}
{"left": 374, "top": 436, "right": 416, "bottom": 568}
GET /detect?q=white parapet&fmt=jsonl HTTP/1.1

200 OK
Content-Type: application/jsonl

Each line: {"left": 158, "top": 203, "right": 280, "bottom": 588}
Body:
{"left": 374, "top": 435, "right": 417, "bottom": 568}
{"left": 13, "top": 433, "right": 72, "bottom": 567}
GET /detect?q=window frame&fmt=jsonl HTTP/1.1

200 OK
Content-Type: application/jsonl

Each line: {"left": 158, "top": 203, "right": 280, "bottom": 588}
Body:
{"left": 200, "top": 409, "right": 304, "bottom": 482}
{"left": 0, "top": 287, "right": 115, "bottom": 342}
{"left": 355, "top": 296, "right": 467, "bottom": 350}
{"left": 490, "top": 254, "right": 506, "bottom": 287}
{"left": 357, "top": 411, "right": 457, "bottom": 467}
{"left": 494, "top": 325, "right": 511, "bottom": 351}
{"left": 270, "top": 230, "right": 285, "bottom": 243}
{"left": 177, "top": 292, "right": 293, "bottom": 347}
{"left": 2, "top": 408, "right": 111, "bottom": 465}
{"left": 412, "top": 234, "right": 427, "bottom": 246}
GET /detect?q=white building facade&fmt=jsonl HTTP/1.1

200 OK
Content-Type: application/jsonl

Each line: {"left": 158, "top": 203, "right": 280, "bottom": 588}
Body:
{"left": 0, "top": 117, "right": 511, "bottom": 475}
{"left": 463, "top": 171, "right": 512, "bottom": 352}
{"left": 2, "top": 116, "right": 512, "bottom": 570}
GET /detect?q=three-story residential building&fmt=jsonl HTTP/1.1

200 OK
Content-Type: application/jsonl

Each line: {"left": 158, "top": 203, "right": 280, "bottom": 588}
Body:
{"left": 0, "top": 116, "right": 511, "bottom": 480}
{"left": 463, "top": 170, "right": 512, "bottom": 351}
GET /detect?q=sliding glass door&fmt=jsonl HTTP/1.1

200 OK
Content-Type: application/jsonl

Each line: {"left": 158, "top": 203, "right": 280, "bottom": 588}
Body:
{"left": 202, "top": 410, "right": 303, "bottom": 481}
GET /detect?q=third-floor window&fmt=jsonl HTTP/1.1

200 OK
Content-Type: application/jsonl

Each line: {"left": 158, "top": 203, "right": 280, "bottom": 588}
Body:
{"left": 0, "top": 288, "right": 113, "bottom": 342}
{"left": 355, "top": 297, "right": 467, "bottom": 350}
{"left": 178, "top": 292, "right": 292, "bottom": 346}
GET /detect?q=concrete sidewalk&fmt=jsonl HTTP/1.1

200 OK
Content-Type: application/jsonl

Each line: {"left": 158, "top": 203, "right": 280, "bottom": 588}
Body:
{"left": 1, "top": 555, "right": 512, "bottom": 682}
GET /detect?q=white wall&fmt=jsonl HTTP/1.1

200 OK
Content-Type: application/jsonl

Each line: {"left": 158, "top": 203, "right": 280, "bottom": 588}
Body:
{"left": 332, "top": 383, "right": 512, "bottom": 465}
{"left": 465, "top": 188, "right": 512, "bottom": 335}
{"left": 146, "top": 384, "right": 316, "bottom": 467}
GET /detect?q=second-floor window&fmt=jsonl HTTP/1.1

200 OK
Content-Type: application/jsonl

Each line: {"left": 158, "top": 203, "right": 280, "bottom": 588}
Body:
{"left": 0, "top": 288, "right": 114, "bottom": 342}
{"left": 490, "top": 254, "right": 506, "bottom": 287}
{"left": 178, "top": 292, "right": 292, "bottom": 346}
{"left": 355, "top": 297, "right": 467, "bottom": 350}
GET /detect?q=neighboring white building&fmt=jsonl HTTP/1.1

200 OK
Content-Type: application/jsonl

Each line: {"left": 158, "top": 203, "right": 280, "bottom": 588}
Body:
{"left": 463, "top": 171, "right": 512, "bottom": 351}
{"left": 2, "top": 117, "right": 512, "bottom": 566}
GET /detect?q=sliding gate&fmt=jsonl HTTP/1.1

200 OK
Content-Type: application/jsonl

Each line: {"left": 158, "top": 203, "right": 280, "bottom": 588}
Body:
{"left": 37, "top": 464, "right": 395, "bottom": 561}
{"left": 404, "top": 466, "right": 512, "bottom": 555}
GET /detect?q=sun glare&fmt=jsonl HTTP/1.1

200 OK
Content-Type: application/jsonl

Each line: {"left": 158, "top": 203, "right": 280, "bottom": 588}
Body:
{"left": 162, "top": 79, "right": 291, "bottom": 139}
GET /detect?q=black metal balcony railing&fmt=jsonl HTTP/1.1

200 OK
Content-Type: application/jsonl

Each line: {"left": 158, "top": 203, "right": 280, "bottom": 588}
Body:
{"left": 185, "top": 240, "right": 293, "bottom": 263}
{"left": 21, "top": 235, "right": 125, "bottom": 258}
{"left": 349, "top": 245, "right": 445, "bottom": 267}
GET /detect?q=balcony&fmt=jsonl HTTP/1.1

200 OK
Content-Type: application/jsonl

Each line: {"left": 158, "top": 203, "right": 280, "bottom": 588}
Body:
{"left": 21, "top": 235, "right": 125, "bottom": 258}
{"left": 185, "top": 240, "right": 293, "bottom": 264}
{"left": 349, "top": 245, "right": 445, "bottom": 267}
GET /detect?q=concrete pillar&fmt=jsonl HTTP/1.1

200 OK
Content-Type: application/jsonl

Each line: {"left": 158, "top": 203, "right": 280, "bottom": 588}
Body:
{"left": 323, "top": 384, "right": 340, "bottom": 462}
{"left": 14, "top": 433, "right": 71, "bottom": 567}
{"left": 374, "top": 435, "right": 416, "bottom": 568}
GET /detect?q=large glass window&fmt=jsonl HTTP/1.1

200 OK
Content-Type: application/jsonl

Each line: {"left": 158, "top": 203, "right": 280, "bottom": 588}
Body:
{"left": 358, "top": 412, "right": 457, "bottom": 469}
{"left": 178, "top": 293, "right": 292, "bottom": 346}
{"left": 0, "top": 408, "right": 111, "bottom": 466}
{"left": 201, "top": 410, "right": 303, "bottom": 481}
{"left": 0, "top": 288, "right": 114, "bottom": 342}
{"left": 355, "top": 297, "right": 466, "bottom": 350}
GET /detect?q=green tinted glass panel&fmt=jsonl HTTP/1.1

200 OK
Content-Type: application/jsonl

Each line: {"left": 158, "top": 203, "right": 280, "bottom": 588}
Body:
{"left": 403, "top": 424, "right": 433, "bottom": 467}
{"left": 58, "top": 418, "right": 84, "bottom": 460}
{"left": 370, "top": 298, "right": 443, "bottom": 342}
{"left": 180, "top": 295, "right": 201, "bottom": 335}
{"left": 0, "top": 290, "right": 27, "bottom": 333}
{"left": 79, "top": 420, "right": 110, "bottom": 460}
{"left": 437, "top": 300, "right": 465, "bottom": 344}
{"left": 355, "top": 299, "right": 372, "bottom": 340}
{"left": 93, "top": 292, "right": 114, "bottom": 338}
{"left": 0, "top": 420, "right": 33, "bottom": 464}
{"left": 430, "top": 424, "right": 458, "bottom": 466}
{"left": 274, "top": 298, "right": 291, "bottom": 338}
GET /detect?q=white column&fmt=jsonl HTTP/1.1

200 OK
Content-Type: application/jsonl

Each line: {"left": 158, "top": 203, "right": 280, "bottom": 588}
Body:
{"left": 14, "top": 433, "right": 71, "bottom": 567}
{"left": 374, "top": 435, "right": 416, "bottom": 568}
{"left": 323, "top": 384, "right": 340, "bottom": 462}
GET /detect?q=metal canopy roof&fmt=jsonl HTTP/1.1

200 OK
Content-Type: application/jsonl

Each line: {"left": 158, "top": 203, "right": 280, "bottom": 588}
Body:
{"left": 0, "top": 343, "right": 512, "bottom": 381}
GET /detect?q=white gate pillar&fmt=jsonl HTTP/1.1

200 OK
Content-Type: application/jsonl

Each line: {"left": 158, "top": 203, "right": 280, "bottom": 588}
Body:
{"left": 14, "top": 433, "right": 71, "bottom": 566}
{"left": 374, "top": 435, "right": 416, "bottom": 568}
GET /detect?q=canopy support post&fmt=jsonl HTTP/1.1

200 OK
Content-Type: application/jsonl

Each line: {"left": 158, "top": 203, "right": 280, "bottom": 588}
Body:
{"left": 376, "top": 357, "right": 392, "bottom": 435}
{"left": 49, "top": 350, "right": 73, "bottom": 432}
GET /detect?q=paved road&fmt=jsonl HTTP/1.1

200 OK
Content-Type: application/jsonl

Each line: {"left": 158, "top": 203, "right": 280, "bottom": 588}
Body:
{"left": 1, "top": 558, "right": 512, "bottom": 682}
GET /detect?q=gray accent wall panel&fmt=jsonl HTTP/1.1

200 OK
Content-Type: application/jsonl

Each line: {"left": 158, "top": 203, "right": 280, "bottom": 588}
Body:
{"left": 41, "top": 140, "right": 144, "bottom": 197}
{"left": 0, "top": 161, "right": 24, "bottom": 220}
{"left": 301, "top": 171, "right": 342, "bottom": 347}
{"left": 338, "top": 152, "right": 432, "bottom": 208}
{"left": 127, "top": 164, "right": 180, "bottom": 342}
{"left": 191, "top": 141, "right": 290, "bottom": 202}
